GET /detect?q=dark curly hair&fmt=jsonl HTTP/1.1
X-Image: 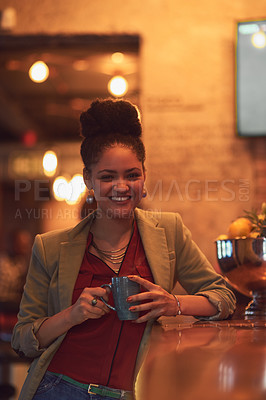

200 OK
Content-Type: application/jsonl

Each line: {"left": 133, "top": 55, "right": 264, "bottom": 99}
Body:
{"left": 80, "top": 99, "right": 146, "bottom": 172}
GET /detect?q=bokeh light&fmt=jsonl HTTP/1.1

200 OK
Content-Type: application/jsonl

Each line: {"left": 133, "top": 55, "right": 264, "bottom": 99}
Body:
{"left": 111, "top": 52, "right": 124, "bottom": 64}
{"left": 53, "top": 176, "right": 70, "bottom": 201}
{"left": 251, "top": 31, "right": 266, "bottom": 48}
{"left": 22, "top": 130, "right": 37, "bottom": 147}
{"left": 108, "top": 76, "right": 128, "bottom": 97}
{"left": 53, "top": 174, "right": 86, "bottom": 204}
{"left": 43, "top": 150, "right": 58, "bottom": 177}
{"left": 66, "top": 174, "right": 86, "bottom": 204}
{"left": 29, "top": 61, "right": 49, "bottom": 83}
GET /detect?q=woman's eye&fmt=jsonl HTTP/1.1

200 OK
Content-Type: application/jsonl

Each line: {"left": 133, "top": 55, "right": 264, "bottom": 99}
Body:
{"left": 127, "top": 173, "right": 141, "bottom": 180}
{"left": 99, "top": 175, "right": 113, "bottom": 181}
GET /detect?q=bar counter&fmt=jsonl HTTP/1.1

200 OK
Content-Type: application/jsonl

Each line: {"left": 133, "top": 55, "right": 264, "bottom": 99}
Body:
{"left": 137, "top": 315, "right": 266, "bottom": 400}
{"left": 1, "top": 303, "right": 265, "bottom": 399}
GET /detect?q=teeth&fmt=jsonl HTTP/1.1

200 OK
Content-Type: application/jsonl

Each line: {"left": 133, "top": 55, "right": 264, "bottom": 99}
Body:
{"left": 111, "top": 196, "right": 130, "bottom": 201}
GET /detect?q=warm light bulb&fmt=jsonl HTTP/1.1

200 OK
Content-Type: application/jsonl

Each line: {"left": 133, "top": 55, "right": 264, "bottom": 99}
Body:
{"left": 43, "top": 150, "right": 57, "bottom": 177}
{"left": 53, "top": 176, "right": 70, "bottom": 201}
{"left": 251, "top": 31, "right": 266, "bottom": 48}
{"left": 66, "top": 174, "right": 86, "bottom": 204}
{"left": 108, "top": 76, "right": 128, "bottom": 97}
{"left": 29, "top": 61, "right": 49, "bottom": 83}
{"left": 111, "top": 52, "right": 124, "bottom": 64}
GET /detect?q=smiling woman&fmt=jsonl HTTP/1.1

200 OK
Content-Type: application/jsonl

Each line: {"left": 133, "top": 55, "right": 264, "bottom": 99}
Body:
{"left": 11, "top": 99, "right": 236, "bottom": 400}
{"left": 84, "top": 146, "right": 145, "bottom": 220}
{"left": 80, "top": 100, "right": 146, "bottom": 269}
{"left": 81, "top": 99, "right": 146, "bottom": 223}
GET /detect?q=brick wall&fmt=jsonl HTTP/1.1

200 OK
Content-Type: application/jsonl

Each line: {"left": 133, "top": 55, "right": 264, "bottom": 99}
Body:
{"left": 1, "top": 0, "right": 265, "bottom": 267}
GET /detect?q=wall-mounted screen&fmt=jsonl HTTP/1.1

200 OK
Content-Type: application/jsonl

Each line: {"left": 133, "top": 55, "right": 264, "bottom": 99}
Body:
{"left": 236, "top": 19, "right": 266, "bottom": 137}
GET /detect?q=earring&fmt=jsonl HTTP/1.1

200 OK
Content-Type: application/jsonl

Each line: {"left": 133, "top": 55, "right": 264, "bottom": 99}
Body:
{"left": 142, "top": 185, "right": 148, "bottom": 198}
{"left": 86, "top": 189, "right": 94, "bottom": 204}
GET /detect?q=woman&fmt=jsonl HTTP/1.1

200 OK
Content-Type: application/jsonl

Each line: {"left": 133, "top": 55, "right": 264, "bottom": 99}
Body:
{"left": 12, "top": 99, "right": 236, "bottom": 400}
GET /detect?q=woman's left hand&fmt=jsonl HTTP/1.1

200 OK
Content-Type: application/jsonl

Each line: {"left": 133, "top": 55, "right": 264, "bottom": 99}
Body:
{"left": 127, "top": 275, "right": 178, "bottom": 323}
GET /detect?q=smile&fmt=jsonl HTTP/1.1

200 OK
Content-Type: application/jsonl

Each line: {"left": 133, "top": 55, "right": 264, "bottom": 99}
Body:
{"left": 110, "top": 196, "right": 131, "bottom": 202}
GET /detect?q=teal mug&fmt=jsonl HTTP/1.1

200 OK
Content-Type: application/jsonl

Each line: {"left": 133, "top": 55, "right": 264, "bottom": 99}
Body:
{"left": 100, "top": 276, "right": 140, "bottom": 320}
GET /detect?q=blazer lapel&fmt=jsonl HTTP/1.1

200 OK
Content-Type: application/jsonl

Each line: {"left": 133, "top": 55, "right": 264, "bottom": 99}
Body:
{"left": 58, "top": 241, "right": 87, "bottom": 310}
{"left": 135, "top": 209, "right": 171, "bottom": 291}
{"left": 57, "top": 213, "right": 95, "bottom": 310}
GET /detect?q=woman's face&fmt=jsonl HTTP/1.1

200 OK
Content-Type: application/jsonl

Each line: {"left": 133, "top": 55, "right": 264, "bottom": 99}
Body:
{"left": 85, "top": 144, "right": 145, "bottom": 219}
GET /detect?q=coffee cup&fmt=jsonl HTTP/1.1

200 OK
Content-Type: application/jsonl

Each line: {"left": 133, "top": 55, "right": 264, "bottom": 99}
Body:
{"left": 100, "top": 276, "right": 140, "bottom": 320}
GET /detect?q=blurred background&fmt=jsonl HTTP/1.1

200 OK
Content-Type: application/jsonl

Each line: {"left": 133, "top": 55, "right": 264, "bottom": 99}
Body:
{"left": 0, "top": 0, "right": 265, "bottom": 398}
{"left": 0, "top": 0, "right": 265, "bottom": 267}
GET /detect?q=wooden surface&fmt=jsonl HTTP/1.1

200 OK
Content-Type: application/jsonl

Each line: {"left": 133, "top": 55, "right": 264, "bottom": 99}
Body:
{"left": 137, "top": 314, "right": 266, "bottom": 400}
{"left": 1, "top": 296, "right": 265, "bottom": 400}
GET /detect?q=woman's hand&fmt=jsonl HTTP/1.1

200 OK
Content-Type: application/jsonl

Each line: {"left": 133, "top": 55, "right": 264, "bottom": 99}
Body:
{"left": 36, "top": 286, "right": 110, "bottom": 349}
{"left": 127, "top": 276, "right": 218, "bottom": 322}
{"left": 68, "top": 287, "right": 110, "bottom": 326}
{"left": 127, "top": 275, "right": 178, "bottom": 323}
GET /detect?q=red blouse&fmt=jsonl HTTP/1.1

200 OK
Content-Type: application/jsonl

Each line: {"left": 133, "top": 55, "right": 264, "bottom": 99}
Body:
{"left": 48, "top": 222, "right": 154, "bottom": 391}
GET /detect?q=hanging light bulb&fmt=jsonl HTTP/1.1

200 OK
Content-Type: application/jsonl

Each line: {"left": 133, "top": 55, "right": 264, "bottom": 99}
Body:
{"left": 108, "top": 76, "right": 128, "bottom": 97}
{"left": 29, "top": 61, "right": 49, "bottom": 83}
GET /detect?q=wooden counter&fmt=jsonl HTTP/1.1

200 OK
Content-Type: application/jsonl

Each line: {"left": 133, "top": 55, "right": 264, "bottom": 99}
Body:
{"left": 137, "top": 315, "right": 266, "bottom": 400}
{"left": 1, "top": 298, "right": 265, "bottom": 400}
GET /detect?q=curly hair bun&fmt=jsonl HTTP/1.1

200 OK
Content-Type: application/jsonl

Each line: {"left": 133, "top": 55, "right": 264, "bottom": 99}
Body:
{"left": 80, "top": 99, "right": 142, "bottom": 139}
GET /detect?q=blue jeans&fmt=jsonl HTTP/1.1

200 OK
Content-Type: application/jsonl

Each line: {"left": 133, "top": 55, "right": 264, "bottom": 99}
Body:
{"left": 32, "top": 371, "right": 130, "bottom": 400}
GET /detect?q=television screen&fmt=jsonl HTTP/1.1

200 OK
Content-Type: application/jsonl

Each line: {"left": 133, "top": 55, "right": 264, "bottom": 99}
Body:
{"left": 236, "top": 19, "right": 266, "bottom": 137}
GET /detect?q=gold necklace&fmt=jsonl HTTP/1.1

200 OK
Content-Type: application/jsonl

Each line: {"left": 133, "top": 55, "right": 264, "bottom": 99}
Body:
{"left": 91, "top": 241, "right": 128, "bottom": 265}
{"left": 90, "top": 220, "right": 134, "bottom": 270}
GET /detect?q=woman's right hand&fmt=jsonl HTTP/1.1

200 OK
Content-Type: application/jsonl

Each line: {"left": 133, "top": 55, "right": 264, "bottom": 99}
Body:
{"left": 35, "top": 286, "right": 110, "bottom": 349}
{"left": 68, "top": 286, "right": 110, "bottom": 326}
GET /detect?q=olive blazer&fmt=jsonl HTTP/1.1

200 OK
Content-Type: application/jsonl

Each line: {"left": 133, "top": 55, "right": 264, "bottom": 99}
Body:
{"left": 11, "top": 208, "right": 236, "bottom": 400}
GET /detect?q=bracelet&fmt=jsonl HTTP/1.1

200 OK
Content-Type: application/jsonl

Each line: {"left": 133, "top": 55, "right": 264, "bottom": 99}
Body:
{"left": 173, "top": 294, "right": 182, "bottom": 316}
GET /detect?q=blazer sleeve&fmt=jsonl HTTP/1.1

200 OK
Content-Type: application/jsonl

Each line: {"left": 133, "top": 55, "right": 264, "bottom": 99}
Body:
{"left": 172, "top": 214, "right": 236, "bottom": 320}
{"left": 11, "top": 235, "right": 51, "bottom": 358}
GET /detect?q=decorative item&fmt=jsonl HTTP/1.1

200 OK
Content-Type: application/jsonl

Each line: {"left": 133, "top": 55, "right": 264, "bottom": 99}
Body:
{"left": 215, "top": 203, "right": 266, "bottom": 317}
{"left": 142, "top": 185, "right": 147, "bottom": 198}
{"left": 241, "top": 204, "right": 266, "bottom": 237}
{"left": 86, "top": 189, "right": 94, "bottom": 204}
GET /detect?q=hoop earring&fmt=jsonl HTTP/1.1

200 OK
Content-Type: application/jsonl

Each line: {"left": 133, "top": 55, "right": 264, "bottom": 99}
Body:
{"left": 86, "top": 189, "right": 94, "bottom": 204}
{"left": 142, "top": 185, "right": 148, "bottom": 198}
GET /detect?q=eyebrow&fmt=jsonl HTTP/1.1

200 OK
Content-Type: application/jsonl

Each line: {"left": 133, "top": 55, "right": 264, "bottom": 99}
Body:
{"left": 97, "top": 168, "right": 141, "bottom": 174}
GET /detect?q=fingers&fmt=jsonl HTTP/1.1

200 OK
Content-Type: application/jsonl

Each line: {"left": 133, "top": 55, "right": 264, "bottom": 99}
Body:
{"left": 89, "top": 286, "right": 111, "bottom": 302}
{"left": 89, "top": 303, "right": 109, "bottom": 317}
{"left": 90, "top": 286, "right": 110, "bottom": 299}
{"left": 82, "top": 287, "right": 109, "bottom": 303}
{"left": 126, "top": 279, "right": 176, "bottom": 322}
{"left": 131, "top": 308, "right": 162, "bottom": 324}
{"left": 128, "top": 275, "right": 156, "bottom": 291}
{"left": 79, "top": 287, "right": 110, "bottom": 315}
{"left": 89, "top": 297, "right": 110, "bottom": 314}
{"left": 129, "top": 299, "right": 169, "bottom": 323}
{"left": 128, "top": 298, "right": 166, "bottom": 321}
